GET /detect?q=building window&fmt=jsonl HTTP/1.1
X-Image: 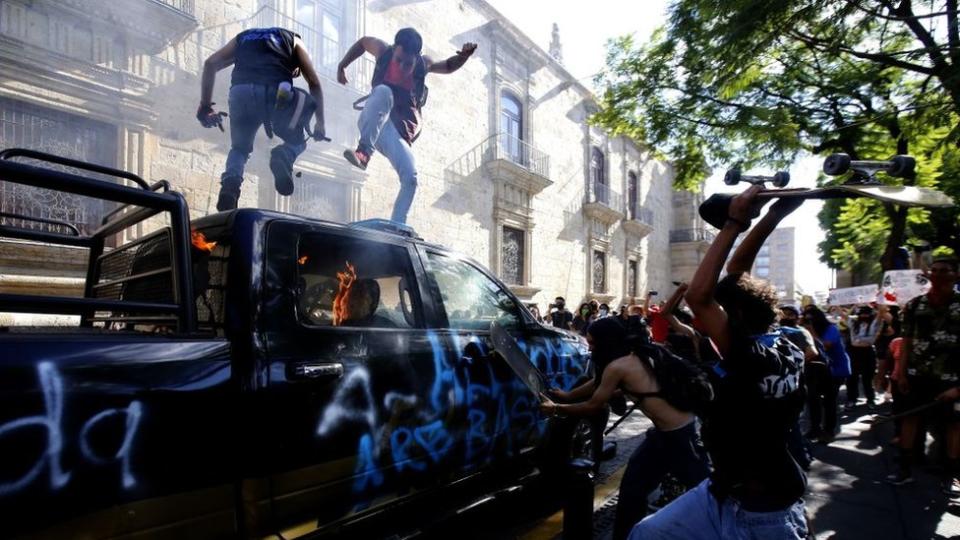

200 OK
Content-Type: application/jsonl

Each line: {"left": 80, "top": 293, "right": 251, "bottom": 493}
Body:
{"left": 501, "top": 226, "right": 525, "bottom": 286}
{"left": 756, "top": 267, "right": 770, "bottom": 278}
{"left": 628, "top": 259, "right": 638, "bottom": 297}
{"left": 0, "top": 97, "right": 118, "bottom": 235}
{"left": 500, "top": 91, "right": 524, "bottom": 164}
{"left": 627, "top": 171, "right": 638, "bottom": 218}
{"left": 294, "top": 0, "right": 343, "bottom": 75}
{"left": 592, "top": 250, "right": 606, "bottom": 293}
{"left": 289, "top": 175, "right": 349, "bottom": 222}
{"left": 590, "top": 146, "right": 607, "bottom": 204}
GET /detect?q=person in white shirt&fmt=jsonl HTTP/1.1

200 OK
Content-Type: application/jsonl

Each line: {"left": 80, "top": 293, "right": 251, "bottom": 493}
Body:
{"left": 847, "top": 305, "right": 882, "bottom": 410}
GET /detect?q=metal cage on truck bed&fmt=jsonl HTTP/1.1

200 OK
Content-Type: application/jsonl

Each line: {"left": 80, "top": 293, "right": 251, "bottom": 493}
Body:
{"left": 0, "top": 148, "right": 197, "bottom": 332}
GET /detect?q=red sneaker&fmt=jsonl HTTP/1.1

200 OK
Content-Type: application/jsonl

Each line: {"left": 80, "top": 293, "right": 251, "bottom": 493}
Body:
{"left": 343, "top": 148, "right": 370, "bottom": 171}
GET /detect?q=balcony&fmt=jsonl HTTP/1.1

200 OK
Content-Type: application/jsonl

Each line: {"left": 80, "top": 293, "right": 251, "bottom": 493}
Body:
{"left": 623, "top": 203, "right": 655, "bottom": 238}
{"left": 583, "top": 181, "right": 625, "bottom": 224}
{"left": 475, "top": 133, "right": 552, "bottom": 194}
{"left": 150, "top": 0, "right": 195, "bottom": 16}
{"left": 670, "top": 228, "right": 716, "bottom": 244}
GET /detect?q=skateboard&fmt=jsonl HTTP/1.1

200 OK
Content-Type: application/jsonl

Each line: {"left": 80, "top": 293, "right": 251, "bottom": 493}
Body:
{"left": 699, "top": 154, "right": 954, "bottom": 230}
{"left": 490, "top": 321, "right": 549, "bottom": 399}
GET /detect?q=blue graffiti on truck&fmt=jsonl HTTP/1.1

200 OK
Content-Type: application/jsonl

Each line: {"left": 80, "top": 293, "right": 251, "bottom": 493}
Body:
{"left": 314, "top": 330, "right": 587, "bottom": 508}
{"left": 0, "top": 362, "right": 143, "bottom": 496}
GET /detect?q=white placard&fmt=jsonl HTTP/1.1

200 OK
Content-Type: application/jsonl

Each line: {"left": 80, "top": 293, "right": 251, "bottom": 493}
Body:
{"left": 827, "top": 284, "right": 880, "bottom": 306}
{"left": 880, "top": 269, "right": 930, "bottom": 305}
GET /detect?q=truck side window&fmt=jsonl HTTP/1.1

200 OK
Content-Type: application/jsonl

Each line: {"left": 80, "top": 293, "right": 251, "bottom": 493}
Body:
{"left": 296, "top": 235, "right": 420, "bottom": 329}
{"left": 424, "top": 252, "right": 520, "bottom": 331}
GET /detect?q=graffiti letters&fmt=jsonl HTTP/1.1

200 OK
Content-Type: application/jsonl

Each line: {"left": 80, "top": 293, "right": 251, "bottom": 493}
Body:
{"left": 0, "top": 362, "right": 143, "bottom": 496}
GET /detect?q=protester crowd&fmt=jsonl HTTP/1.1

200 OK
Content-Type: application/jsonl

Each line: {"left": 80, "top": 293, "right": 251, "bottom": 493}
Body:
{"left": 533, "top": 187, "right": 960, "bottom": 539}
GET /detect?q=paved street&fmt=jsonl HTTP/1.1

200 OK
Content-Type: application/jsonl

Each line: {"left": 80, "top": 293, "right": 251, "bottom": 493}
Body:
{"left": 514, "top": 396, "right": 960, "bottom": 540}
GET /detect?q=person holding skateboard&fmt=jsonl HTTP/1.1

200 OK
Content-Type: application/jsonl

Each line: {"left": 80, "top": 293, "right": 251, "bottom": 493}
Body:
{"left": 540, "top": 317, "right": 711, "bottom": 540}
{"left": 337, "top": 28, "right": 477, "bottom": 224}
{"left": 631, "top": 186, "right": 808, "bottom": 539}
{"left": 198, "top": 27, "right": 327, "bottom": 211}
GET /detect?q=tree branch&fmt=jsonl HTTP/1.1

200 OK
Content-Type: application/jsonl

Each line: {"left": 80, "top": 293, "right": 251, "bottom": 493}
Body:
{"left": 790, "top": 30, "right": 938, "bottom": 75}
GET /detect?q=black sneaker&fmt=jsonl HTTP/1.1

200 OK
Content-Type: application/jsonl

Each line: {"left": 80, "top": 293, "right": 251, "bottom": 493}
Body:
{"left": 216, "top": 187, "right": 240, "bottom": 211}
{"left": 343, "top": 147, "right": 370, "bottom": 171}
{"left": 886, "top": 471, "right": 915, "bottom": 486}
{"left": 270, "top": 146, "right": 295, "bottom": 196}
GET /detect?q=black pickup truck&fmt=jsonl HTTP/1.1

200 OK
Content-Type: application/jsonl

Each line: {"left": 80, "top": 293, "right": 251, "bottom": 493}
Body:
{"left": 0, "top": 150, "right": 591, "bottom": 539}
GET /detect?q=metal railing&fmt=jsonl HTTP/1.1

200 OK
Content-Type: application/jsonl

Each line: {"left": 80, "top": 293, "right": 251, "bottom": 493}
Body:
{"left": 626, "top": 203, "right": 654, "bottom": 225}
{"left": 670, "top": 228, "right": 717, "bottom": 243}
{"left": 450, "top": 133, "right": 551, "bottom": 179}
{"left": 151, "top": 0, "right": 195, "bottom": 16}
{"left": 585, "top": 181, "right": 623, "bottom": 211}
{"left": 253, "top": 6, "right": 373, "bottom": 94}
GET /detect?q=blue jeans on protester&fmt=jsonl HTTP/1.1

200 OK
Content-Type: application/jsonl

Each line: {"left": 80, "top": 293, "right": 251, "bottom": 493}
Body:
{"left": 628, "top": 479, "right": 807, "bottom": 540}
{"left": 613, "top": 420, "right": 711, "bottom": 540}
{"left": 222, "top": 83, "right": 306, "bottom": 193}
{"left": 358, "top": 84, "right": 418, "bottom": 224}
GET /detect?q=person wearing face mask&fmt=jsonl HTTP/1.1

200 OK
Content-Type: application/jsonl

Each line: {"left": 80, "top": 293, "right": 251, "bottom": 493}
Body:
{"left": 548, "top": 296, "right": 574, "bottom": 330}
{"left": 541, "top": 317, "right": 711, "bottom": 540}
{"left": 337, "top": 28, "right": 477, "bottom": 224}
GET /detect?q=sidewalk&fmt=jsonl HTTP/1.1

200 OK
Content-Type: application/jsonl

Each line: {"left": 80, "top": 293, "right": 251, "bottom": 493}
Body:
{"left": 806, "top": 400, "right": 960, "bottom": 540}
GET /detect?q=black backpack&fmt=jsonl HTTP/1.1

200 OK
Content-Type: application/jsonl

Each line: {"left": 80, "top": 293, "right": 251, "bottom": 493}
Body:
{"left": 634, "top": 341, "right": 715, "bottom": 416}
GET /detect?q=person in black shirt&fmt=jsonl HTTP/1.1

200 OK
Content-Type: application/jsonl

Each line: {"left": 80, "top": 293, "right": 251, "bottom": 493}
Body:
{"left": 630, "top": 186, "right": 807, "bottom": 539}
{"left": 199, "top": 28, "right": 328, "bottom": 211}
{"left": 548, "top": 296, "right": 574, "bottom": 330}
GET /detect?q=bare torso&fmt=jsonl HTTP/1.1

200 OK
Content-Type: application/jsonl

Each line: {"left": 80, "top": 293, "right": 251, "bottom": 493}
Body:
{"left": 611, "top": 354, "right": 694, "bottom": 431}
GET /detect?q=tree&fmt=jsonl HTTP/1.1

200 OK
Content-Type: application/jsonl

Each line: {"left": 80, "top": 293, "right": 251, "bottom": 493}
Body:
{"left": 593, "top": 0, "right": 960, "bottom": 275}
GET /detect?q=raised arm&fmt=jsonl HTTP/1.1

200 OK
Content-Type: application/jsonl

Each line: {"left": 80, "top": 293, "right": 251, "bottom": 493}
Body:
{"left": 726, "top": 197, "right": 802, "bottom": 274}
{"left": 685, "top": 186, "right": 767, "bottom": 355}
{"left": 662, "top": 283, "right": 697, "bottom": 338}
{"left": 292, "top": 36, "right": 327, "bottom": 141}
{"left": 337, "top": 36, "right": 389, "bottom": 84}
{"left": 540, "top": 360, "right": 626, "bottom": 417}
{"left": 425, "top": 42, "right": 477, "bottom": 74}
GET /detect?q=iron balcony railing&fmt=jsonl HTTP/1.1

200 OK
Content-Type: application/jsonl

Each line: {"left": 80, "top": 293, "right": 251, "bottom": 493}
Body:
{"left": 493, "top": 132, "right": 550, "bottom": 178}
{"left": 151, "top": 0, "right": 195, "bottom": 16}
{"left": 626, "top": 203, "right": 654, "bottom": 225}
{"left": 585, "top": 181, "right": 623, "bottom": 212}
{"left": 670, "top": 228, "right": 717, "bottom": 243}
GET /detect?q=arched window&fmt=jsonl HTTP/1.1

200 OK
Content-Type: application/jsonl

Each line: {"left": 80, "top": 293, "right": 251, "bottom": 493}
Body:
{"left": 500, "top": 92, "right": 523, "bottom": 164}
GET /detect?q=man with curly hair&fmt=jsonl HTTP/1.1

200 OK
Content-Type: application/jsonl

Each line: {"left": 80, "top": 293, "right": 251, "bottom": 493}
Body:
{"left": 889, "top": 257, "right": 960, "bottom": 492}
{"left": 629, "top": 186, "right": 808, "bottom": 539}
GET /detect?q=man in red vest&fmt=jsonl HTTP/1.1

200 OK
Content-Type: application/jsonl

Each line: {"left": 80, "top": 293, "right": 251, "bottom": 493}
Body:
{"left": 337, "top": 28, "right": 477, "bottom": 224}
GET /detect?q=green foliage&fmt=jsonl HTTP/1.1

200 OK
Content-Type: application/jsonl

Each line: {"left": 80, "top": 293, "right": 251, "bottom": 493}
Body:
{"left": 593, "top": 0, "right": 960, "bottom": 274}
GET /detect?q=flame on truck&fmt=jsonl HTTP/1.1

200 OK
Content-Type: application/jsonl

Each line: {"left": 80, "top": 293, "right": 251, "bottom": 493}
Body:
{"left": 333, "top": 261, "right": 357, "bottom": 326}
{"left": 191, "top": 229, "right": 217, "bottom": 252}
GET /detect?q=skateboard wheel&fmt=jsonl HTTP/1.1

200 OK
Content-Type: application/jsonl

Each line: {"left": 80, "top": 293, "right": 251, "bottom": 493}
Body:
{"left": 772, "top": 171, "right": 790, "bottom": 188}
{"left": 824, "top": 153, "right": 851, "bottom": 176}
{"left": 888, "top": 155, "right": 916, "bottom": 178}
{"left": 723, "top": 169, "right": 741, "bottom": 186}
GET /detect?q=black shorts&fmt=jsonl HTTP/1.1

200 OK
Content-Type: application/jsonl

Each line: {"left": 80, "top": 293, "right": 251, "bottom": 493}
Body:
{"left": 904, "top": 376, "right": 960, "bottom": 421}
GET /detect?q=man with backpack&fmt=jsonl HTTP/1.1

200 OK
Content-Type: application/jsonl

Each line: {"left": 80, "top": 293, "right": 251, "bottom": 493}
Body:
{"left": 631, "top": 186, "right": 808, "bottom": 539}
{"left": 540, "top": 317, "right": 712, "bottom": 540}
{"left": 336, "top": 28, "right": 477, "bottom": 224}
{"left": 198, "top": 27, "right": 328, "bottom": 211}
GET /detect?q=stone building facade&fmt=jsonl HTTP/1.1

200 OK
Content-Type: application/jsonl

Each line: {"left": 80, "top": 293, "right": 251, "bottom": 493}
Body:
{"left": 0, "top": 0, "right": 703, "bottom": 312}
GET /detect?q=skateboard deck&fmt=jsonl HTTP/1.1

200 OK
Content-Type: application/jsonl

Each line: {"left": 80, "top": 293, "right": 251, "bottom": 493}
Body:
{"left": 700, "top": 184, "right": 955, "bottom": 230}
{"left": 490, "top": 321, "right": 548, "bottom": 399}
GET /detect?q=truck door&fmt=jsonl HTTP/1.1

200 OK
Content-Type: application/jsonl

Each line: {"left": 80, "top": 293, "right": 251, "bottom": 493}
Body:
{"left": 259, "top": 221, "right": 470, "bottom": 533}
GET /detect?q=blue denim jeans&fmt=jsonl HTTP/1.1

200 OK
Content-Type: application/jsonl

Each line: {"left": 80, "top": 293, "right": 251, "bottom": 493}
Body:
{"left": 222, "top": 83, "right": 306, "bottom": 192}
{"left": 358, "top": 84, "right": 418, "bottom": 224}
{"left": 628, "top": 479, "right": 807, "bottom": 540}
{"left": 613, "top": 421, "right": 711, "bottom": 540}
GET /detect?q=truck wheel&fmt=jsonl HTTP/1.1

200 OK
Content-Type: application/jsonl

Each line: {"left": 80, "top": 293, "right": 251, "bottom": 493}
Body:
{"left": 723, "top": 169, "right": 741, "bottom": 186}
{"left": 888, "top": 155, "right": 916, "bottom": 178}
{"left": 772, "top": 171, "right": 790, "bottom": 188}
{"left": 823, "top": 153, "right": 851, "bottom": 176}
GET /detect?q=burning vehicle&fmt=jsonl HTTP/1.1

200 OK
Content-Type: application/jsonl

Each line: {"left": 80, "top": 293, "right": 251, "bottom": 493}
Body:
{"left": 0, "top": 150, "right": 591, "bottom": 538}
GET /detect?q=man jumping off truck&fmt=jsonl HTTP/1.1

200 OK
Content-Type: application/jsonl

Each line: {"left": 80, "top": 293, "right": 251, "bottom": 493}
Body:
{"left": 336, "top": 28, "right": 477, "bottom": 224}
{"left": 198, "top": 27, "right": 327, "bottom": 212}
